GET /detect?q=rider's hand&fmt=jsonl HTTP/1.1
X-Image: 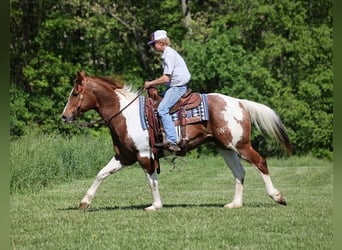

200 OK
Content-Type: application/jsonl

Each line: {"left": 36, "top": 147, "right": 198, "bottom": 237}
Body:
{"left": 144, "top": 81, "right": 153, "bottom": 89}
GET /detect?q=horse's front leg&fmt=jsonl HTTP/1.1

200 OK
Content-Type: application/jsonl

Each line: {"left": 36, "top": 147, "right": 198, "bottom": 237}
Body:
{"left": 79, "top": 156, "right": 123, "bottom": 209}
{"left": 144, "top": 171, "right": 163, "bottom": 211}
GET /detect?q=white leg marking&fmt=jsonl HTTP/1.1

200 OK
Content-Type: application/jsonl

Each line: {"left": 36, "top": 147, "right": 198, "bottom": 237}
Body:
{"left": 144, "top": 171, "right": 163, "bottom": 211}
{"left": 259, "top": 171, "right": 283, "bottom": 202}
{"left": 80, "top": 157, "right": 123, "bottom": 208}
{"left": 221, "top": 150, "right": 245, "bottom": 208}
{"left": 224, "top": 179, "right": 243, "bottom": 209}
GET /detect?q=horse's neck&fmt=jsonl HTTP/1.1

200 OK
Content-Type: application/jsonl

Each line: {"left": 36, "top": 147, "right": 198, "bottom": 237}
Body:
{"left": 90, "top": 86, "right": 118, "bottom": 121}
{"left": 87, "top": 79, "right": 138, "bottom": 132}
{"left": 96, "top": 89, "right": 138, "bottom": 129}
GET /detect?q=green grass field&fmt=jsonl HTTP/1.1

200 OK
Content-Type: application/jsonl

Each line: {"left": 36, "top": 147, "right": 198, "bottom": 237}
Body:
{"left": 11, "top": 154, "right": 332, "bottom": 249}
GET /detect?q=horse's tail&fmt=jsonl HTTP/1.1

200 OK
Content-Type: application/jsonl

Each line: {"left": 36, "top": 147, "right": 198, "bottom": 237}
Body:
{"left": 240, "top": 99, "right": 292, "bottom": 154}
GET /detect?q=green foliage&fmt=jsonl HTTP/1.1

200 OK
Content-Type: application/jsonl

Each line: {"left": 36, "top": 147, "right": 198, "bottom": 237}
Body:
{"left": 186, "top": 0, "right": 332, "bottom": 158}
{"left": 10, "top": 0, "right": 332, "bottom": 158}
{"left": 10, "top": 85, "right": 32, "bottom": 137}
{"left": 10, "top": 132, "right": 113, "bottom": 193}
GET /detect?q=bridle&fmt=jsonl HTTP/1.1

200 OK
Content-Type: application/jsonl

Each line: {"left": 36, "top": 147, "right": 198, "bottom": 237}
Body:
{"left": 75, "top": 85, "right": 85, "bottom": 117}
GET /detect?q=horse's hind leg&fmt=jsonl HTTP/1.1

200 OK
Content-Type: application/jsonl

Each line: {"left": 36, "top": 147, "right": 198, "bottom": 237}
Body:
{"left": 221, "top": 150, "right": 245, "bottom": 208}
{"left": 79, "top": 156, "right": 123, "bottom": 209}
{"left": 238, "top": 145, "right": 287, "bottom": 205}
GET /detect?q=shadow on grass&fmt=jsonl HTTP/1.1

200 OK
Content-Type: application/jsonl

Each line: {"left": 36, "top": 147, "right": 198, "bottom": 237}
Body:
{"left": 58, "top": 202, "right": 278, "bottom": 212}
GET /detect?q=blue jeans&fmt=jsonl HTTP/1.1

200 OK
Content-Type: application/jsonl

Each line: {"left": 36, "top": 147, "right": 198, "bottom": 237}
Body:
{"left": 158, "top": 86, "right": 187, "bottom": 144}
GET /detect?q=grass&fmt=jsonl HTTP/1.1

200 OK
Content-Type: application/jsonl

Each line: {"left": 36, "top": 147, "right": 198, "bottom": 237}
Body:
{"left": 10, "top": 156, "right": 333, "bottom": 249}
{"left": 10, "top": 132, "right": 113, "bottom": 193}
{"left": 10, "top": 131, "right": 330, "bottom": 194}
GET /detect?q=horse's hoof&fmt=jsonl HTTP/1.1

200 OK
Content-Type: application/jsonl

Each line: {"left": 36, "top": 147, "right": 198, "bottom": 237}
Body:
{"left": 79, "top": 202, "right": 89, "bottom": 210}
{"left": 277, "top": 196, "right": 287, "bottom": 206}
{"left": 224, "top": 202, "right": 242, "bottom": 209}
{"left": 271, "top": 192, "right": 287, "bottom": 206}
{"left": 144, "top": 204, "right": 162, "bottom": 211}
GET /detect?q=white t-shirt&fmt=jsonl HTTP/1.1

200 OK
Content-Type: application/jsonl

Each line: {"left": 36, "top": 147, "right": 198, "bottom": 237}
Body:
{"left": 162, "top": 46, "right": 191, "bottom": 87}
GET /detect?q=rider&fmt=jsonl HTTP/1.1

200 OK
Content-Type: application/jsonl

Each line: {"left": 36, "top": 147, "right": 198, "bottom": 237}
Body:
{"left": 144, "top": 30, "right": 191, "bottom": 152}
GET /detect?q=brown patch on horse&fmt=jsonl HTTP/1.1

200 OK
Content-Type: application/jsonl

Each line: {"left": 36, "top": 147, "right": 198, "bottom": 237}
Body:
{"left": 235, "top": 101, "right": 269, "bottom": 175}
{"left": 137, "top": 156, "right": 159, "bottom": 175}
{"left": 235, "top": 101, "right": 252, "bottom": 146}
{"left": 206, "top": 95, "right": 234, "bottom": 147}
{"left": 178, "top": 122, "right": 213, "bottom": 152}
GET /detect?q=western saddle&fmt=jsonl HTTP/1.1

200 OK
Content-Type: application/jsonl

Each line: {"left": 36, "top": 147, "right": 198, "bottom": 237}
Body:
{"left": 144, "top": 87, "right": 201, "bottom": 159}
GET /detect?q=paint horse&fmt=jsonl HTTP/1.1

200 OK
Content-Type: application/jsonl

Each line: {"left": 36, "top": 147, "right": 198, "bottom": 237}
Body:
{"left": 61, "top": 71, "right": 292, "bottom": 211}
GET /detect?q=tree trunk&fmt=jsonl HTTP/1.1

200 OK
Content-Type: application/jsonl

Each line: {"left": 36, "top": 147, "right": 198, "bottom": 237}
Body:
{"left": 181, "top": 0, "right": 192, "bottom": 35}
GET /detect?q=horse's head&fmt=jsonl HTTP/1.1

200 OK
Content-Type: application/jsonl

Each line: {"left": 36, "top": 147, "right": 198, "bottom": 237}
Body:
{"left": 61, "top": 70, "right": 97, "bottom": 123}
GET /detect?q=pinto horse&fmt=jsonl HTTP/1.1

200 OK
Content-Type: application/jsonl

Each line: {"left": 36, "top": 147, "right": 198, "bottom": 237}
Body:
{"left": 61, "top": 70, "right": 292, "bottom": 211}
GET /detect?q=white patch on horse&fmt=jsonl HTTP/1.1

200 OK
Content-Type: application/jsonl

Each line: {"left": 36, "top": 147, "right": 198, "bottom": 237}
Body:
{"left": 218, "top": 94, "right": 245, "bottom": 146}
{"left": 118, "top": 91, "right": 151, "bottom": 158}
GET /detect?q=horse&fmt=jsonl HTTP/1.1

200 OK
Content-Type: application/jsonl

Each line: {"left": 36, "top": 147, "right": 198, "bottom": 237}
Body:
{"left": 61, "top": 70, "right": 292, "bottom": 211}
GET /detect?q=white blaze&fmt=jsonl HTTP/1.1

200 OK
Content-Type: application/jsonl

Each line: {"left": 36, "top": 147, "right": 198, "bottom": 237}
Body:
{"left": 62, "top": 88, "right": 75, "bottom": 113}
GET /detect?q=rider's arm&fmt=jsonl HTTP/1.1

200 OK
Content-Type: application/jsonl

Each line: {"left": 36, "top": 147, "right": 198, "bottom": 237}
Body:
{"left": 144, "top": 74, "right": 170, "bottom": 89}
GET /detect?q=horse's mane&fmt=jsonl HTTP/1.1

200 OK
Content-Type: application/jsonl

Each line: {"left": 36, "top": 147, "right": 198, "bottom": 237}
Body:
{"left": 89, "top": 74, "right": 137, "bottom": 98}
{"left": 95, "top": 75, "right": 125, "bottom": 89}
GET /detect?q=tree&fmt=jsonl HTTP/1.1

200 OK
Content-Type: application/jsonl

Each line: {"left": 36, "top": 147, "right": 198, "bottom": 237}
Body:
{"left": 184, "top": 0, "right": 332, "bottom": 157}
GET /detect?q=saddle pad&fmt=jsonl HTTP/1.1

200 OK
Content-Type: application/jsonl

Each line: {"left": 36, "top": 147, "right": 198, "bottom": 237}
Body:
{"left": 139, "top": 94, "right": 209, "bottom": 130}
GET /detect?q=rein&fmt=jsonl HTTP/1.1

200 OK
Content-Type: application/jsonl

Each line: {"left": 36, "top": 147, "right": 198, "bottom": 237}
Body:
{"left": 78, "top": 87, "right": 145, "bottom": 129}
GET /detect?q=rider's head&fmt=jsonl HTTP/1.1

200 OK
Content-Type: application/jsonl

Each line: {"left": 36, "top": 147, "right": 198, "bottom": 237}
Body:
{"left": 147, "top": 30, "right": 170, "bottom": 51}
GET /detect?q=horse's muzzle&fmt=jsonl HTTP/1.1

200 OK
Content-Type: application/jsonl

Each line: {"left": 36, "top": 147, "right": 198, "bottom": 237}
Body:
{"left": 61, "top": 114, "right": 76, "bottom": 123}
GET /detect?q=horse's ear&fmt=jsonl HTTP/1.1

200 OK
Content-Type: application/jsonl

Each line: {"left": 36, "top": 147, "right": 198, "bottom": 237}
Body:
{"left": 76, "top": 70, "right": 87, "bottom": 85}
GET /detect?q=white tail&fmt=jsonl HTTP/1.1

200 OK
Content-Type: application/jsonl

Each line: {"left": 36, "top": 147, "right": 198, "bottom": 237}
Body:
{"left": 241, "top": 99, "right": 292, "bottom": 154}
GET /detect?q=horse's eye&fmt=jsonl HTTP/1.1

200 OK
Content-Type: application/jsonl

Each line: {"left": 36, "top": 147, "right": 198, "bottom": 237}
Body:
{"left": 72, "top": 92, "right": 78, "bottom": 97}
